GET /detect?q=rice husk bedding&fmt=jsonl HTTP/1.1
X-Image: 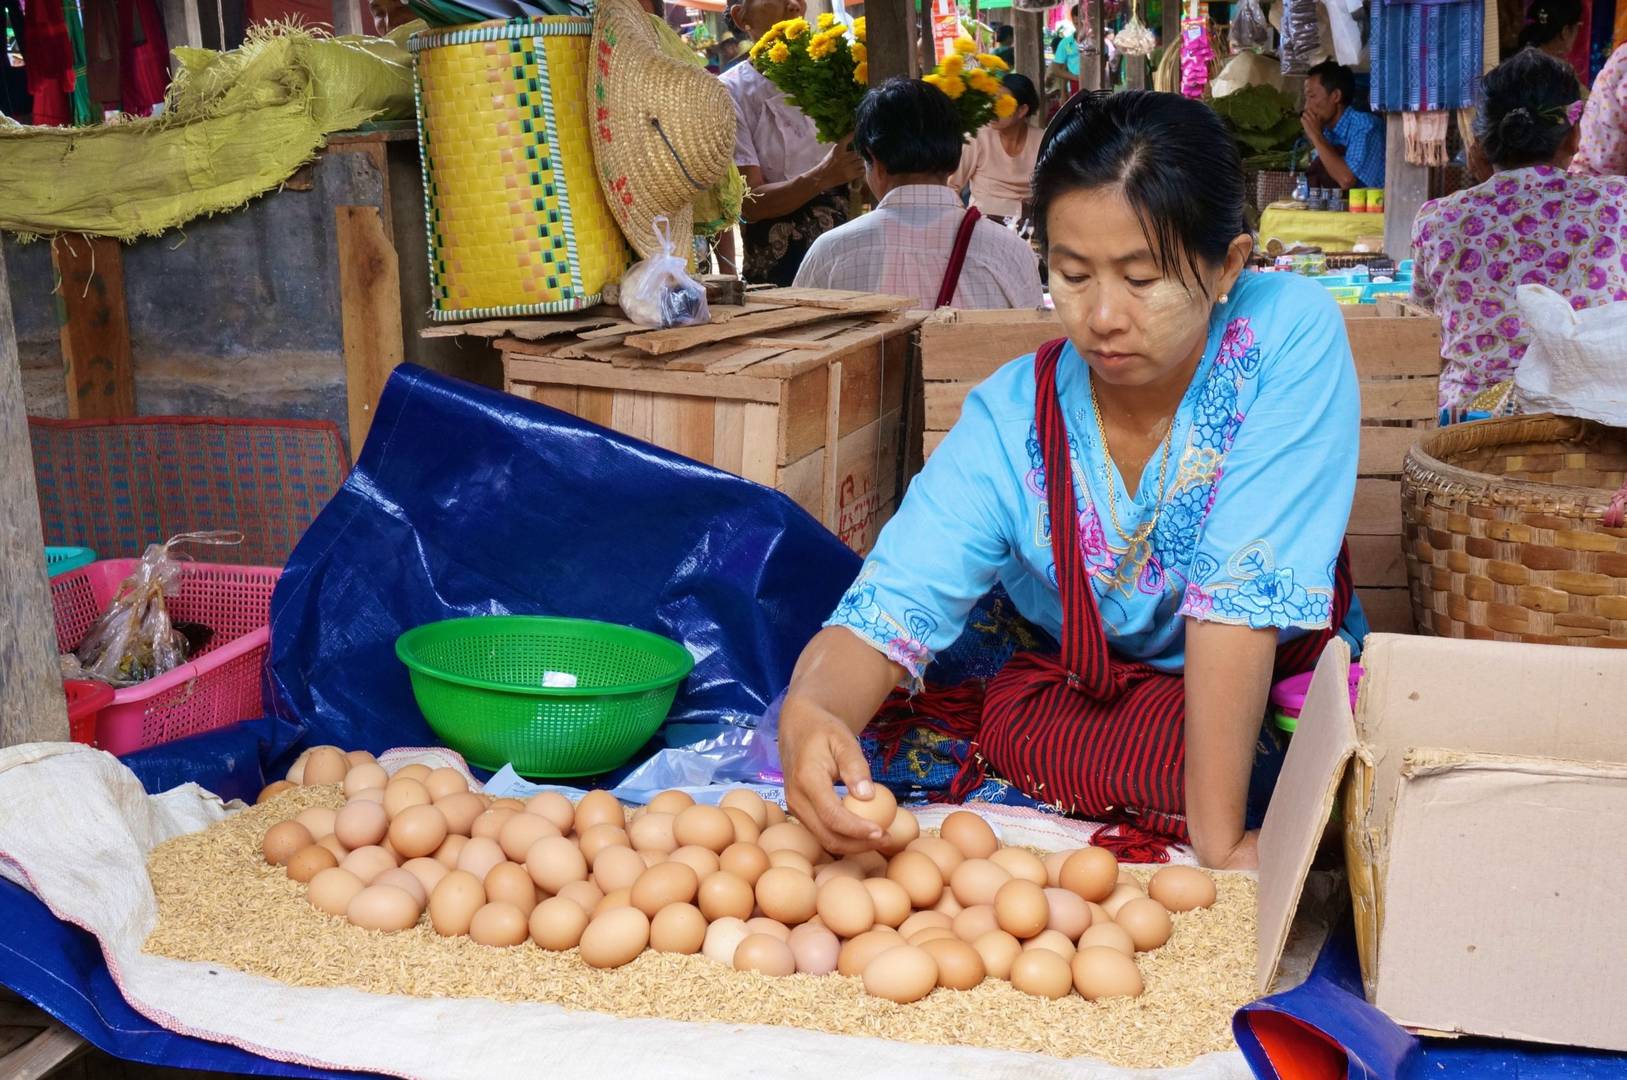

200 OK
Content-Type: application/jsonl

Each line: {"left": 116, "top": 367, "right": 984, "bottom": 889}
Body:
{"left": 143, "top": 787, "right": 1258, "bottom": 1070}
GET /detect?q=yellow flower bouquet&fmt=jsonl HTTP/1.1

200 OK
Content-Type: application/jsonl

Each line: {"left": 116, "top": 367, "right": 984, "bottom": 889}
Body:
{"left": 924, "top": 38, "right": 1018, "bottom": 138}
{"left": 749, "top": 14, "right": 869, "bottom": 143}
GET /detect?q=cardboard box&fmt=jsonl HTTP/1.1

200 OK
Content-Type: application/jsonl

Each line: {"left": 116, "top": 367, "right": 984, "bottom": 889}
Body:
{"left": 1260, "top": 633, "right": 1627, "bottom": 1052}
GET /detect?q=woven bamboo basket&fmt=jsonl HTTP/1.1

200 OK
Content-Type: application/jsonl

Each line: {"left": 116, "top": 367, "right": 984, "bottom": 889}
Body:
{"left": 411, "top": 18, "right": 631, "bottom": 322}
{"left": 1402, "top": 414, "right": 1627, "bottom": 647}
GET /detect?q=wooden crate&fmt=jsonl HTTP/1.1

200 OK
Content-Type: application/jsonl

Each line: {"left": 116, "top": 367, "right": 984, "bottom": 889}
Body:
{"left": 485, "top": 289, "right": 921, "bottom": 555}
{"left": 909, "top": 302, "right": 1442, "bottom": 636}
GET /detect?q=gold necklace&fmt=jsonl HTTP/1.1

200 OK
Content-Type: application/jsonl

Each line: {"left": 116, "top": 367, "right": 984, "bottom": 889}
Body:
{"left": 1088, "top": 373, "right": 1177, "bottom": 589}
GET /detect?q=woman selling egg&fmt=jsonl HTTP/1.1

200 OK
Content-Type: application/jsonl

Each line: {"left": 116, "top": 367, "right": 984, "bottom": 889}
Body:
{"left": 777, "top": 91, "right": 1364, "bottom": 871}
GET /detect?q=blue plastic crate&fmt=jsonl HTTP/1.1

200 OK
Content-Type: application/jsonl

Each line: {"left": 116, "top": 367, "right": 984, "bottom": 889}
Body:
{"left": 45, "top": 546, "right": 96, "bottom": 577}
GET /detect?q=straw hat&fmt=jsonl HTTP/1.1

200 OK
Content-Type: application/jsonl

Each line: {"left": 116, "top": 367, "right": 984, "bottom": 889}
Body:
{"left": 591, "top": 0, "right": 736, "bottom": 258}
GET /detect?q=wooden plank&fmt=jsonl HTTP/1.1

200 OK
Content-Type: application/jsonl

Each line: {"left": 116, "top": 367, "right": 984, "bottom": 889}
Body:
{"left": 504, "top": 355, "right": 782, "bottom": 404}
{"left": 925, "top": 380, "right": 975, "bottom": 431}
{"left": 1, "top": 243, "right": 69, "bottom": 748}
{"left": 1349, "top": 533, "right": 1408, "bottom": 588}
{"left": 917, "top": 315, "right": 1060, "bottom": 382}
{"left": 1357, "top": 587, "right": 1416, "bottom": 635}
{"left": 651, "top": 394, "right": 715, "bottom": 463}
{"left": 741, "top": 403, "right": 781, "bottom": 485}
{"left": 822, "top": 361, "right": 844, "bottom": 527}
{"left": 837, "top": 342, "right": 884, "bottom": 439}
{"left": 1347, "top": 318, "right": 1442, "bottom": 376}
{"left": 1349, "top": 479, "right": 1403, "bottom": 536}
{"left": 610, "top": 390, "right": 656, "bottom": 443}
{"left": 1360, "top": 379, "right": 1438, "bottom": 422}
{"left": 335, "top": 205, "right": 406, "bottom": 452}
{"left": 748, "top": 288, "right": 912, "bottom": 311}
{"left": 578, "top": 387, "right": 615, "bottom": 429}
{"left": 1015, "top": 8, "right": 1045, "bottom": 92}
{"left": 623, "top": 298, "right": 908, "bottom": 356}
{"left": 421, "top": 312, "right": 624, "bottom": 340}
{"left": 923, "top": 429, "right": 948, "bottom": 458}
{"left": 2, "top": 1023, "right": 87, "bottom": 1080}
{"left": 713, "top": 400, "right": 746, "bottom": 474}
{"left": 780, "top": 366, "right": 832, "bottom": 465}
{"left": 1359, "top": 424, "right": 1428, "bottom": 476}
{"left": 51, "top": 234, "right": 135, "bottom": 419}
{"left": 526, "top": 385, "right": 579, "bottom": 414}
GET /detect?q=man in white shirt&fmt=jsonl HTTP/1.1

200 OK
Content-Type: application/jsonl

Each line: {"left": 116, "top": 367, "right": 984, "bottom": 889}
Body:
{"left": 795, "top": 78, "right": 1046, "bottom": 310}
{"left": 724, "top": 0, "right": 865, "bottom": 285}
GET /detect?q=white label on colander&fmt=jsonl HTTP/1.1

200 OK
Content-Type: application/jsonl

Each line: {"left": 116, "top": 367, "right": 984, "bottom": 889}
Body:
{"left": 541, "top": 671, "right": 579, "bottom": 689}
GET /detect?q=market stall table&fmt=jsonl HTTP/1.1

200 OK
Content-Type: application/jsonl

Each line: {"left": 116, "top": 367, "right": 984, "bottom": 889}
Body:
{"left": 1257, "top": 203, "right": 1387, "bottom": 255}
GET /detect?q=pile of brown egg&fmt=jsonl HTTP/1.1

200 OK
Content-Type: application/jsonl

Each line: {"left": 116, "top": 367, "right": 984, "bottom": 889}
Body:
{"left": 257, "top": 747, "right": 1217, "bottom": 1004}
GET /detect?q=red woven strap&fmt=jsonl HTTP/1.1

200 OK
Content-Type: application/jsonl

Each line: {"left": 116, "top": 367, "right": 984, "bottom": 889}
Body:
{"left": 934, "top": 207, "right": 982, "bottom": 309}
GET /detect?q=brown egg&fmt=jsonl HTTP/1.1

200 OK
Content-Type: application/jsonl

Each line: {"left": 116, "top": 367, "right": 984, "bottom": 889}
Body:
{"left": 464, "top": 901, "right": 527, "bottom": 947}
{"left": 386, "top": 804, "right": 447, "bottom": 860}
{"left": 759, "top": 822, "right": 822, "bottom": 864}
{"left": 307, "top": 867, "right": 365, "bottom": 916}
{"left": 1043, "top": 849, "right": 1074, "bottom": 888}
{"left": 375, "top": 868, "right": 428, "bottom": 908}
{"left": 347, "top": 884, "right": 421, "bottom": 931}
{"left": 971, "top": 929, "right": 1022, "bottom": 980}
{"left": 697, "top": 870, "right": 754, "bottom": 921}
{"left": 863, "top": 944, "right": 938, "bottom": 1003}
{"left": 990, "top": 847, "right": 1048, "bottom": 886}
{"left": 669, "top": 845, "right": 722, "bottom": 879}
{"left": 905, "top": 836, "right": 965, "bottom": 878}
{"left": 914, "top": 937, "right": 982, "bottom": 990}
{"left": 1059, "top": 848, "right": 1118, "bottom": 902}
{"left": 294, "top": 807, "right": 338, "bottom": 838}
{"left": 402, "top": 856, "right": 450, "bottom": 897}
{"left": 702, "top": 917, "right": 752, "bottom": 966}
{"left": 1148, "top": 865, "right": 1218, "bottom": 912}
{"left": 908, "top": 926, "right": 957, "bottom": 946}
{"left": 421, "top": 766, "right": 467, "bottom": 801}
{"left": 1024, "top": 928, "right": 1076, "bottom": 961}
{"left": 352, "top": 787, "right": 386, "bottom": 805}
{"left": 841, "top": 785, "right": 897, "bottom": 830}
{"left": 593, "top": 845, "right": 647, "bottom": 894}
{"left": 435, "top": 792, "right": 486, "bottom": 837}
{"left": 775, "top": 922, "right": 834, "bottom": 975}
{"left": 343, "top": 763, "right": 389, "bottom": 798}
{"left": 1101, "top": 883, "right": 1144, "bottom": 919}
{"left": 722, "top": 807, "right": 761, "bottom": 845}
{"left": 485, "top": 861, "right": 539, "bottom": 915}
{"left": 1010, "top": 947, "right": 1072, "bottom": 999}
{"left": 815, "top": 876, "right": 875, "bottom": 938}
{"left": 1072, "top": 946, "right": 1144, "bottom": 1000}
{"left": 395, "top": 764, "right": 432, "bottom": 783}
{"left": 1045, "top": 887, "right": 1092, "bottom": 940}
{"left": 756, "top": 866, "right": 817, "bottom": 925}
{"left": 1115, "top": 897, "right": 1173, "bottom": 951}
{"left": 262, "top": 821, "right": 314, "bottom": 866}
{"left": 578, "top": 823, "right": 631, "bottom": 864}
{"left": 630, "top": 862, "right": 700, "bottom": 917}
{"left": 1117, "top": 870, "right": 1143, "bottom": 890}
{"left": 487, "top": 797, "right": 525, "bottom": 813}
{"left": 573, "top": 790, "right": 626, "bottom": 833}
{"left": 455, "top": 837, "right": 506, "bottom": 882}
{"left": 898, "top": 910, "right": 952, "bottom": 938}
{"left": 720, "top": 789, "right": 769, "bottom": 829}
{"left": 886, "top": 851, "right": 945, "bottom": 909}
{"left": 383, "top": 777, "right": 432, "bottom": 818}
{"left": 879, "top": 807, "right": 920, "bottom": 855}
{"left": 333, "top": 801, "right": 388, "bottom": 850}
{"left": 428, "top": 870, "right": 486, "bottom": 936}
{"left": 628, "top": 812, "right": 679, "bottom": 854}
{"left": 763, "top": 801, "right": 787, "bottom": 826}
{"left": 593, "top": 887, "right": 633, "bottom": 916}
{"left": 316, "top": 834, "right": 349, "bottom": 861}
{"left": 525, "top": 895, "right": 588, "bottom": 950}
{"left": 256, "top": 780, "right": 296, "bottom": 804}
{"left": 302, "top": 748, "right": 348, "bottom": 787}
{"left": 992, "top": 878, "right": 1049, "bottom": 939}
{"left": 524, "top": 791, "right": 575, "bottom": 833}
{"left": 340, "top": 845, "right": 397, "bottom": 885}
{"left": 433, "top": 834, "right": 468, "bottom": 870}
{"left": 934, "top": 892, "right": 964, "bottom": 918}
{"left": 287, "top": 843, "right": 339, "bottom": 883}
{"left": 648, "top": 902, "right": 707, "bottom": 954}
{"left": 345, "top": 749, "right": 377, "bottom": 767}
{"left": 555, "top": 880, "right": 604, "bottom": 914}
{"left": 1077, "top": 921, "right": 1135, "bottom": 956}
{"left": 669, "top": 805, "right": 732, "bottom": 853}
{"left": 851, "top": 850, "right": 889, "bottom": 877}
{"left": 525, "top": 835, "right": 589, "bottom": 894}
{"left": 497, "top": 812, "right": 558, "bottom": 862}
{"left": 646, "top": 790, "right": 696, "bottom": 816}
{"left": 837, "top": 929, "right": 905, "bottom": 976}
{"left": 949, "top": 858, "right": 1012, "bottom": 907}
{"left": 765, "top": 849, "right": 813, "bottom": 876}
{"left": 470, "top": 808, "right": 516, "bottom": 842}
{"left": 579, "top": 906, "right": 650, "bottom": 968}
{"left": 1085, "top": 901, "right": 1112, "bottom": 927}
{"left": 734, "top": 933, "right": 796, "bottom": 976}
{"left": 862, "top": 877, "right": 912, "bottom": 928}
{"left": 939, "top": 810, "right": 999, "bottom": 859}
{"left": 719, "top": 842, "right": 770, "bottom": 885}
{"left": 952, "top": 903, "right": 1000, "bottom": 943}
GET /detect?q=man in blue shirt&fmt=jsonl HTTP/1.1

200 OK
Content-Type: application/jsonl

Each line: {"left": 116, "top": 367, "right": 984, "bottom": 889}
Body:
{"left": 1301, "top": 60, "right": 1386, "bottom": 190}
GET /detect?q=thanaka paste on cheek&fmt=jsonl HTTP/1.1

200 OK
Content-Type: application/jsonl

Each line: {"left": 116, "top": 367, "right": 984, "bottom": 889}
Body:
{"left": 1138, "top": 279, "right": 1211, "bottom": 361}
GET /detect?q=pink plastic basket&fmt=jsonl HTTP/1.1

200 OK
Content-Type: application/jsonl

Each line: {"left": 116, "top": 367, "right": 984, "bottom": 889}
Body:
{"left": 50, "top": 559, "right": 281, "bottom": 754}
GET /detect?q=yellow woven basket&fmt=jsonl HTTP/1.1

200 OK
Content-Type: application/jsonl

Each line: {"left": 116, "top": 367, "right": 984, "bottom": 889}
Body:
{"left": 411, "top": 18, "right": 630, "bottom": 321}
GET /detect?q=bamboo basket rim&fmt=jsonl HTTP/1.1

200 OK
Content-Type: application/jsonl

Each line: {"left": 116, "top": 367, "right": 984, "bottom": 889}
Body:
{"left": 1404, "top": 412, "right": 1627, "bottom": 521}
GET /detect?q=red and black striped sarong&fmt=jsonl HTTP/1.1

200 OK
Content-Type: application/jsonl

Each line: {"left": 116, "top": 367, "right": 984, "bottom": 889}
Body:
{"left": 870, "top": 337, "right": 1352, "bottom": 850}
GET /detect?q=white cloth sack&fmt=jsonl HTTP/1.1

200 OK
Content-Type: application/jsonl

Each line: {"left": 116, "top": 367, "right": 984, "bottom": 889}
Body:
{"left": 0, "top": 742, "right": 1250, "bottom": 1080}
{"left": 1514, "top": 284, "right": 1627, "bottom": 426}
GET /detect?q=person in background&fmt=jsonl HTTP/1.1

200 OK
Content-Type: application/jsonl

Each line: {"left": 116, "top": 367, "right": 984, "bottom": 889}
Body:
{"left": 724, "top": 0, "right": 865, "bottom": 285}
{"left": 1411, "top": 48, "right": 1627, "bottom": 420}
{"left": 949, "top": 73, "right": 1042, "bottom": 228}
{"left": 1573, "top": 41, "right": 1627, "bottom": 174}
{"left": 1048, "top": 3, "right": 1088, "bottom": 94}
{"left": 716, "top": 32, "right": 745, "bottom": 71}
{"left": 1519, "top": 0, "right": 1585, "bottom": 81}
{"left": 368, "top": 0, "right": 414, "bottom": 34}
{"left": 794, "top": 78, "right": 1044, "bottom": 309}
{"left": 994, "top": 23, "right": 1015, "bottom": 69}
{"left": 1301, "top": 60, "right": 1385, "bottom": 190}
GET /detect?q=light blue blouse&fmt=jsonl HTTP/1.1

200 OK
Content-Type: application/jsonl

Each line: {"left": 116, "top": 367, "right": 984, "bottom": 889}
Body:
{"left": 827, "top": 270, "right": 1364, "bottom": 680}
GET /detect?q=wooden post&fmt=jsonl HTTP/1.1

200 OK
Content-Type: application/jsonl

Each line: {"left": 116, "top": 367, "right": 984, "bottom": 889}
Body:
{"left": 51, "top": 234, "right": 136, "bottom": 420}
{"left": 868, "top": 0, "right": 914, "bottom": 84}
{"left": 1015, "top": 7, "right": 1044, "bottom": 92}
{"left": 917, "top": 0, "right": 936, "bottom": 73}
{"left": 331, "top": 0, "right": 364, "bottom": 35}
{"left": 159, "top": 0, "right": 203, "bottom": 71}
{"left": 1089, "top": 0, "right": 1106, "bottom": 89}
{"left": 1382, "top": 113, "right": 1428, "bottom": 259}
{"left": 1162, "top": 0, "right": 1179, "bottom": 53}
{"left": 0, "top": 246, "right": 70, "bottom": 748}
{"left": 336, "top": 205, "right": 405, "bottom": 454}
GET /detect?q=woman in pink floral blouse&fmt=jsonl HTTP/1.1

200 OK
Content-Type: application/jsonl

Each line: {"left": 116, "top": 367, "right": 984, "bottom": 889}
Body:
{"left": 1411, "top": 49, "right": 1627, "bottom": 418}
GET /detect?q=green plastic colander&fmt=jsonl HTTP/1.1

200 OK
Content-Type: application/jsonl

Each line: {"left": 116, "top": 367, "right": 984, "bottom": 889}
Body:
{"left": 395, "top": 615, "right": 694, "bottom": 777}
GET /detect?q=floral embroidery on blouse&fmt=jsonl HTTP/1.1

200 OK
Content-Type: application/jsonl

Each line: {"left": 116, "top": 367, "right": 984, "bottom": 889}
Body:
{"left": 1411, "top": 165, "right": 1627, "bottom": 409}
{"left": 829, "top": 568, "right": 938, "bottom": 680}
{"left": 1182, "top": 543, "right": 1334, "bottom": 630}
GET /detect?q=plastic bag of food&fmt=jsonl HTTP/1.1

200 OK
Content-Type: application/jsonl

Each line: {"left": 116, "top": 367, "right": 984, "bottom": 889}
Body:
{"left": 1279, "top": 0, "right": 1319, "bottom": 74}
{"left": 1230, "top": 0, "right": 1271, "bottom": 52}
{"left": 618, "top": 216, "right": 710, "bottom": 329}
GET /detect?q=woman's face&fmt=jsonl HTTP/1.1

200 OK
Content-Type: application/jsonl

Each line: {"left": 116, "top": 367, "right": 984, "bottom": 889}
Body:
{"left": 992, "top": 106, "right": 1030, "bottom": 132}
{"left": 1046, "top": 186, "right": 1240, "bottom": 391}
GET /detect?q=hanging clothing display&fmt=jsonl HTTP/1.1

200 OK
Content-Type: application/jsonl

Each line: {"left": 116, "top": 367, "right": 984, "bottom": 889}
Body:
{"left": 81, "top": 0, "right": 168, "bottom": 114}
{"left": 27, "top": 0, "right": 96, "bottom": 126}
{"left": 1, "top": 0, "right": 32, "bottom": 118}
{"left": 1402, "top": 109, "right": 1450, "bottom": 164}
{"left": 1369, "top": 0, "right": 1484, "bottom": 113}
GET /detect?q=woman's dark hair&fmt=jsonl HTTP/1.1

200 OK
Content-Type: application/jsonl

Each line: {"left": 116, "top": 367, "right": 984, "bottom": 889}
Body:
{"left": 1476, "top": 47, "right": 1581, "bottom": 167}
{"left": 1033, "top": 91, "right": 1244, "bottom": 292}
{"left": 1518, "top": 0, "right": 1583, "bottom": 48}
{"left": 853, "top": 78, "right": 966, "bottom": 177}
{"left": 1306, "top": 60, "right": 1356, "bottom": 109}
{"left": 997, "top": 23, "right": 1015, "bottom": 44}
{"left": 1002, "top": 73, "right": 1040, "bottom": 120}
